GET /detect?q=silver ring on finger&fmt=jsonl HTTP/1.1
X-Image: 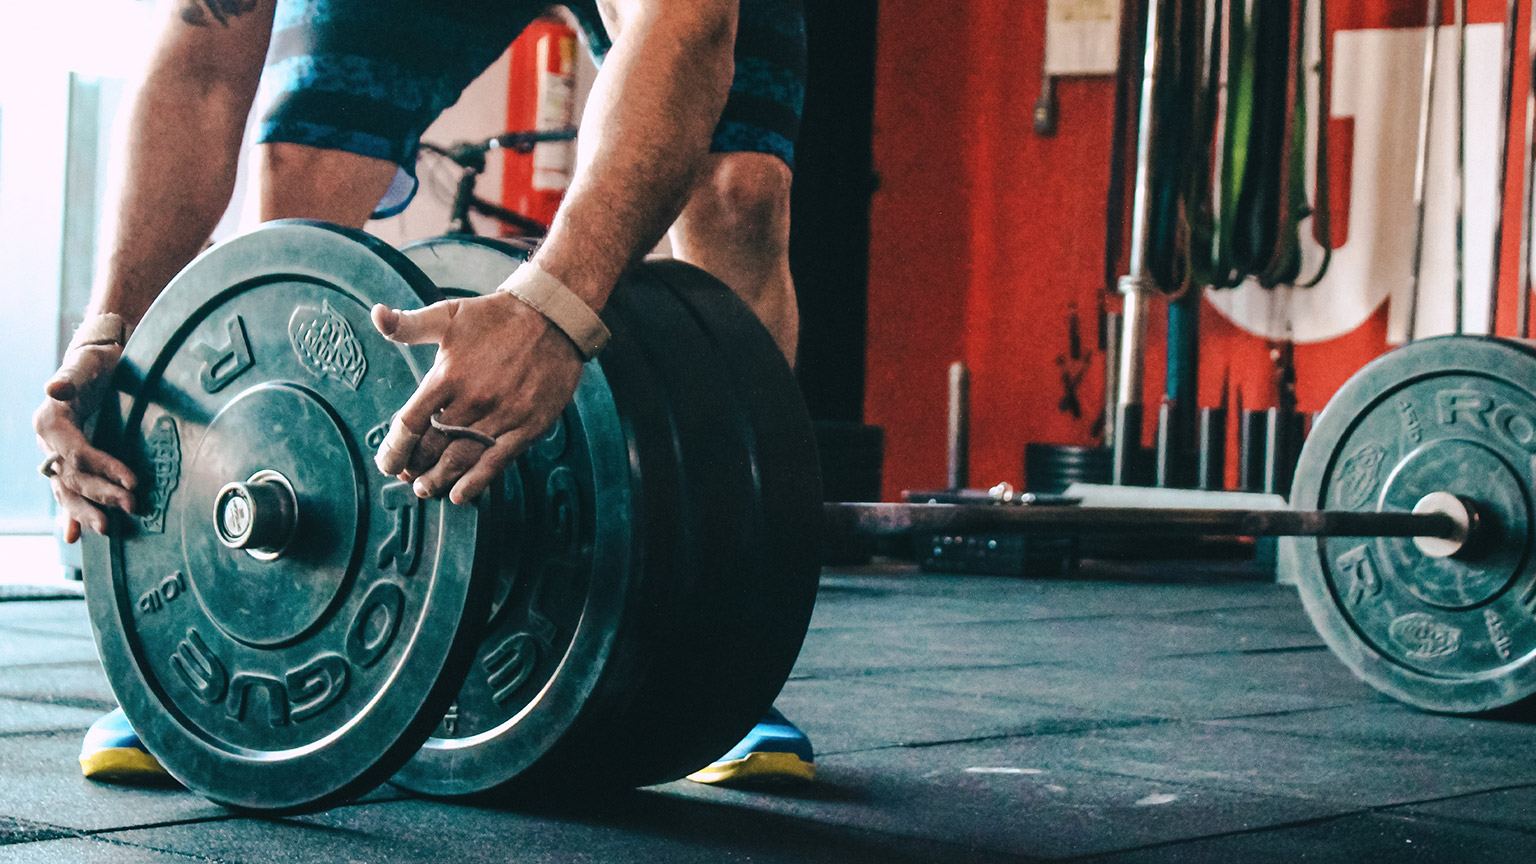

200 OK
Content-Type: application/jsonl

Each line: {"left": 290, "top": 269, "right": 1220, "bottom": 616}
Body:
{"left": 38, "top": 454, "right": 63, "bottom": 478}
{"left": 429, "top": 413, "right": 497, "bottom": 448}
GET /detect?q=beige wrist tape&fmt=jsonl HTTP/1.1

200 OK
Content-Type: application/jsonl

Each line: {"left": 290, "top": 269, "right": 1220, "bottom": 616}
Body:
{"left": 71, "top": 313, "right": 132, "bottom": 349}
{"left": 498, "top": 262, "right": 610, "bottom": 360}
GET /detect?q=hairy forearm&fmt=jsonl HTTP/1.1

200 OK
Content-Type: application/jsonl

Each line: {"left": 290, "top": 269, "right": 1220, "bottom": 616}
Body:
{"left": 529, "top": 5, "right": 735, "bottom": 308}
{"left": 91, "top": 50, "right": 258, "bottom": 324}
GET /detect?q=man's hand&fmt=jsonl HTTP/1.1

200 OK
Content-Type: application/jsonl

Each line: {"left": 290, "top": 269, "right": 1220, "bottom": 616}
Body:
{"left": 34, "top": 317, "right": 140, "bottom": 542}
{"left": 371, "top": 291, "right": 584, "bottom": 504}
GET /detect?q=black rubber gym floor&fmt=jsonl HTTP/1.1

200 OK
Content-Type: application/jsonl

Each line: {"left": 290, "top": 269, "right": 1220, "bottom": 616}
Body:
{"left": 1, "top": 562, "right": 1534, "bottom": 862}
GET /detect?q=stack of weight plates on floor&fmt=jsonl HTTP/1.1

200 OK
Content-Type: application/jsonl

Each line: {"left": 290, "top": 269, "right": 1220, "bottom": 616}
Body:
{"left": 910, "top": 443, "right": 1095, "bottom": 577}
{"left": 1022, "top": 443, "right": 1112, "bottom": 494}
{"left": 909, "top": 444, "right": 1102, "bottom": 578}
{"left": 79, "top": 221, "right": 822, "bottom": 812}
{"left": 1022, "top": 443, "right": 1117, "bottom": 568}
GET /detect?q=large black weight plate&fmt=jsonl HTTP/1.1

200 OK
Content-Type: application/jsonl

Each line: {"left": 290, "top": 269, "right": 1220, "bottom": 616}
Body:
{"left": 1283, "top": 336, "right": 1536, "bottom": 713}
{"left": 82, "top": 221, "right": 493, "bottom": 811}
{"left": 643, "top": 260, "right": 821, "bottom": 694}
{"left": 389, "top": 240, "right": 819, "bottom": 794}
{"left": 390, "top": 236, "right": 644, "bottom": 796}
{"left": 590, "top": 267, "right": 818, "bottom": 785}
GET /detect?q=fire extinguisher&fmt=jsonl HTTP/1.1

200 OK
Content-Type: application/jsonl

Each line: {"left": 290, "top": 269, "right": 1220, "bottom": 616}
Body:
{"left": 501, "top": 12, "right": 579, "bottom": 232}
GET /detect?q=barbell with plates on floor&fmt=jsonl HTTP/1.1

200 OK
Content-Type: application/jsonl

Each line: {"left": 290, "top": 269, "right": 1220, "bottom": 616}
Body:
{"left": 83, "top": 221, "right": 821, "bottom": 812}
{"left": 80, "top": 220, "right": 1536, "bottom": 813}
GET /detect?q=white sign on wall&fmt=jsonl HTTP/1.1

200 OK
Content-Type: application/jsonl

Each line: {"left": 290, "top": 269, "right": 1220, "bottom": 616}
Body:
{"left": 1045, "top": 0, "right": 1120, "bottom": 76}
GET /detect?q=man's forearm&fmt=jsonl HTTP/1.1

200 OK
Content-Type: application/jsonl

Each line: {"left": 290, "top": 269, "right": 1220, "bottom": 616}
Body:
{"left": 91, "top": 18, "right": 266, "bottom": 325}
{"left": 529, "top": 4, "right": 736, "bottom": 309}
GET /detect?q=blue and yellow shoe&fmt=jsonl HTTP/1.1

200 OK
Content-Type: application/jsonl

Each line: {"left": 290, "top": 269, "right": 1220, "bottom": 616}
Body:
{"left": 79, "top": 708, "right": 172, "bottom": 784}
{"left": 687, "top": 707, "right": 815, "bottom": 786}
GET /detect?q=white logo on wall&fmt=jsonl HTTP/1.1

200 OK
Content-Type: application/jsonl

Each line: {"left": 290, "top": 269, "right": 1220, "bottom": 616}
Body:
{"left": 1206, "top": 24, "right": 1509, "bottom": 344}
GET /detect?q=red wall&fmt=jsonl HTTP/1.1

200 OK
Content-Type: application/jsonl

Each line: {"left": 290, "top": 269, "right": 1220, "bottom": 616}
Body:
{"left": 867, "top": 0, "right": 1530, "bottom": 500}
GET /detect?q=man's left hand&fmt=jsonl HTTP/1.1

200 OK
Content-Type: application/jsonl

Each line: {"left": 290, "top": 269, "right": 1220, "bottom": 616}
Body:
{"left": 370, "top": 291, "right": 584, "bottom": 504}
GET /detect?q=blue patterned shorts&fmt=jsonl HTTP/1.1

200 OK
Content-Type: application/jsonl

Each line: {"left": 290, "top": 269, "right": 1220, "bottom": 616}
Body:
{"left": 257, "top": 0, "right": 807, "bottom": 216}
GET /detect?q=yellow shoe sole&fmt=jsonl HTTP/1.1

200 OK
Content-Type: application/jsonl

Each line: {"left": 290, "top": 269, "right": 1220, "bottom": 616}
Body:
{"left": 686, "top": 751, "right": 815, "bottom": 786}
{"left": 80, "top": 747, "right": 171, "bottom": 784}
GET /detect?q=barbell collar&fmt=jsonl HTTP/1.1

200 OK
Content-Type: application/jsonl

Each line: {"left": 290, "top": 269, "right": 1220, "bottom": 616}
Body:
{"left": 213, "top": 470, "right": 298, "bottom": 559}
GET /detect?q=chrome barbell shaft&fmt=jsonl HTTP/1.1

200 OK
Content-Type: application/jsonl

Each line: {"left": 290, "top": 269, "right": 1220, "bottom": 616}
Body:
{"left": 822, "top": 503, "right": 1462, "bottom": 540}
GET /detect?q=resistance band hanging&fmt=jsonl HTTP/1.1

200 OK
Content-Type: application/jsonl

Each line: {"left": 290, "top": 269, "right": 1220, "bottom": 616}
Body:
{"left": 1179, "top": 0, "right": 1332, "bottom": 291}
{"left": 1217, "top": 0, "right": 1291, "bottom": 280}
{"left": 1257, "top": 0, "right": 1304, "bottom": 286}
{"left": 1145, "top": 0, "right": 1205, "bottom": 293}
{"left": 1294, "top": 0, "right": 1331, "bottom": 287}
{"left": 1184, "top": 0, "right": 1230, "bottom": 288}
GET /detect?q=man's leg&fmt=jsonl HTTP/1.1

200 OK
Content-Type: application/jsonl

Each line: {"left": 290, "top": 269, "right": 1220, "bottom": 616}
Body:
{"left": 668, "top": 152, "right": 798, "bottom": 365}
{"left": 255, "top": 142, "right": 399, "bottom": 226}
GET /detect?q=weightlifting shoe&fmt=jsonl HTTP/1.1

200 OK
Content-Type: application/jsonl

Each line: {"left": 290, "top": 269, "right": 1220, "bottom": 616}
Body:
{"left": 79, "top": 708, "right": 171, "bottom": 783}
{"left": 686, "top": 707, "right": 815, "bottom": 786}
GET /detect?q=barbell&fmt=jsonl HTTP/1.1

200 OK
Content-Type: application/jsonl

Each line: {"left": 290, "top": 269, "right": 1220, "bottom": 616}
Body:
{"left": 81, "top": 221, "right": 1536, "bottom": 813}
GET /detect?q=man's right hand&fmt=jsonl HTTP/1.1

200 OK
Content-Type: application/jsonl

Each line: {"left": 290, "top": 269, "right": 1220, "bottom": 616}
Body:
{"left": 33, "top": 314, "right": 140, "bottom": 542}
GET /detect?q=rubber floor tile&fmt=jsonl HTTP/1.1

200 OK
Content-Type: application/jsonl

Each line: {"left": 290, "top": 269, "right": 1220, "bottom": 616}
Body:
{"left": 0, "top": 697, "right": 100, "bottom": 736}
{"left": 989, "top": 721, "right": 1536, "bottom": 807}
{"left": 884, "top": 648, "right": 1384, "bottom": 720}
{"left": 1085, "top": 811, "right": 1536, "bottom": 863}
{"left": 0, "top": 663, "right": 116, "bottom": 714}
{"left": 659, "top": 740, "right": 1338, "bottom": 860}
{"left": 0, "top": 837, "right": 202, "bottom": 863}
{"left": 792, "top": 616, "right": 1323, "bottom": 679}
{"left": 112, "top": 796, "right": 1023, "bottom": 864}
{"left": 1397, "top": 785, "right": 1536, "bottom": 836}
{"left": 775, "top": 675, "right": 1161, "bottom": 756}
{"left": 0, "top": 731, "right": 218, "bottom": 832}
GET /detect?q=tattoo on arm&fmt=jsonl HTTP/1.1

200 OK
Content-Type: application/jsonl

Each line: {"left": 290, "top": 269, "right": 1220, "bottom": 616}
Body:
{"left": 180, "top": 0, "right": 258, "bottom": 28}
